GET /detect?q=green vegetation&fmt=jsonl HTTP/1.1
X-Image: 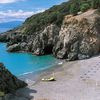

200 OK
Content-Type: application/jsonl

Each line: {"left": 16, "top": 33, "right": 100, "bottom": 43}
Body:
{"left": 69, "top": 0, "right": 80, "bottom": 15}
{"left": 0, "top": 91, "right": 5, "bottom": 97}
{"left": 80, "top": 3, "right": 90, "bottom": 12}
{"left": 22, "top": 2, "right": 71, "bottom": 34}
{"left": 21, "top": 0, "right": 100, "bottom": 34}
{"left": 70, "top": 3, "right": 79, "bottom": 15}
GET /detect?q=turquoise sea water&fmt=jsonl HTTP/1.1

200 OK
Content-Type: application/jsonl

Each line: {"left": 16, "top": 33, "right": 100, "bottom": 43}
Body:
{"left": 0, "top": 43, "right": 58, "bottom": 76}
{"left": 0, "top": 28, "right": 59, "bottom": 76}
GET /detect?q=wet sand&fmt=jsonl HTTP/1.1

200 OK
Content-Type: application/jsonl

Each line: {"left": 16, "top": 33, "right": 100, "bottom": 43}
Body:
{"left": 16, "top": 55, "right": 100, "bottom": 100}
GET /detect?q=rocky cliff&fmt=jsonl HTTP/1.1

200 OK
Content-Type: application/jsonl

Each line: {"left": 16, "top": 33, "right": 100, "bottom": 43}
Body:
{"left": 0, "top": 63, "right": 27, "bottom": 95}
{"left": 53, "top": 9, "right": 100, "bottom": 60}
{"left": 0, "top": 9, "right": 100, "bottom": 61}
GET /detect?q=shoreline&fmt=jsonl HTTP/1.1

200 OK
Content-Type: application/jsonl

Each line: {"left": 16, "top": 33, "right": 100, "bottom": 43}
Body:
{"left": 15, "top": 55, "right": 100, "bottom": 100}
{"left": 0, "top": 42, "right": 61, "bottom": 79}
{"left": 19, "top": 60, "right": 65, "bottom": 85}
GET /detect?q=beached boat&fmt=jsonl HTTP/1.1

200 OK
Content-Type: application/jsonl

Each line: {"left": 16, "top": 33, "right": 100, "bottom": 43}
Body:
{"left": 41, "top": 77, "right": 55, "bottom": 81}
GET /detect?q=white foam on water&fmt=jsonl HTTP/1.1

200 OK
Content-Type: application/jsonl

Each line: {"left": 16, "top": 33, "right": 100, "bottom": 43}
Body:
{"left": 58, "top": 62, "right": 63, "bottom": 65}
{"left": 19, "top": 71, "right": 33, "bottom": 76}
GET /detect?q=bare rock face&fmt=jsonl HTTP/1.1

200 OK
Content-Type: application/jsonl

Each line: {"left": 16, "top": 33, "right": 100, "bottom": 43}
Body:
{"left": 0, "top": 63, "right": 27, "bottom": 94}
{"left": 0, "top": 24, "right": 60, "bottom": 55}
{"left": 53, "top": 9, "right": 100, "bottom": 60}
{"left": 31, "top": 24, "right": 60, "bottom": 55}
{"left": 0, "top": 9, "right": 100, "bottom": 61}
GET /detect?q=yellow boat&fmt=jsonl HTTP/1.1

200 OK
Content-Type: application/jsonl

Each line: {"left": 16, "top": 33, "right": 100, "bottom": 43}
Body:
{"left": 41, "top": 77, "right": 55, "bottom": 81}
{"left": 42, "top": 72, "right": 56, "bottom": 81}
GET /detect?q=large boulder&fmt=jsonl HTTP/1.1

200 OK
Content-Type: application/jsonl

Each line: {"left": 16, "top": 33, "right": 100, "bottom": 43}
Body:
{"left": 0, "top": 63, "right": 27, "bottom": 95}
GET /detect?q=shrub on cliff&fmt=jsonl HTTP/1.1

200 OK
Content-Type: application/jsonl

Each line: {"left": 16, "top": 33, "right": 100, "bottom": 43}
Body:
{"left": 80, "top": 3, "right": 90, "bottom": 12}
{"left": 70, "top": 3, "right": 79, "bottom": 15}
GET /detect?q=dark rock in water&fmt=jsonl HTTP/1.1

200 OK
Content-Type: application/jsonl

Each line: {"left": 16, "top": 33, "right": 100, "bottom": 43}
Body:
{"left": 7, "top": 44, "right": 21, "bottom": 52}
{"left": 0, "top": 63, "right": 27, "bottom": 95}
{"left": 0, "top": 9, "right": 100, "bottom": 61}
{"left": 0, "top": 34, "right": 9, "bottom": 42}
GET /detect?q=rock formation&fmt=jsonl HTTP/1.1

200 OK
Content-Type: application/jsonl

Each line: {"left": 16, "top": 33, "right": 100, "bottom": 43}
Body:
{"left": 0, "top": 9, "right": 100, "bottom": 61}
{"left": 53, "top": 9, "right": 100, "bottom": 60}
{"left": 0, "top": 63, "right": 27, "bottom": 95}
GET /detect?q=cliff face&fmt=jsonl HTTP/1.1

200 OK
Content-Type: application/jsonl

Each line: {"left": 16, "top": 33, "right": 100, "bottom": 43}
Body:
{"left": 0, "top": 9, "right": 100, "bottom": 60}
{"left": 0, "top": 24, "right": 60, "bottom": 55}
{"left": 53, "top": 9, "right": 100, "bottom": 60}
{"left": 0, "top": 63, "right": 27, "bottom": 94}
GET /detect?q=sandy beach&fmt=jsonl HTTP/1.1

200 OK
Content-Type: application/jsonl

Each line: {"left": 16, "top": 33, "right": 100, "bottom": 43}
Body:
{"left": 12, "top": 55, "right": 100, "bottom": 100}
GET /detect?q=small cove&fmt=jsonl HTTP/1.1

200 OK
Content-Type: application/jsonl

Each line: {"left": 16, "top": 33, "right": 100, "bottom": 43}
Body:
{"left": 0, "top": 43, "right": 59, "bottom": 76}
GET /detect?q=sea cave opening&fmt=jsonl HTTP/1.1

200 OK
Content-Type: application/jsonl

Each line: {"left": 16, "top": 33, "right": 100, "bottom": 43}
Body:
{"left": 43, "top": 44, "right": 53, "bottom": 54}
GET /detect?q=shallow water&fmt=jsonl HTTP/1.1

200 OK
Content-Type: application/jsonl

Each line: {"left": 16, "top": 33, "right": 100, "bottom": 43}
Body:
{"left": 0, "top": 43, "right": 59, "bottom": 76}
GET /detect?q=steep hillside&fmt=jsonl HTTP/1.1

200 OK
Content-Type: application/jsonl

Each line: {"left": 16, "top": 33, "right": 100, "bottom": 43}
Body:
{"left": 0, "top": 0, "right": 100, "bottom": 61}
{"left": 20, "top": 0, "right": 100, "bottom": 34}
{"left": 1, "top": 0, "right": 100, "bottom": 34}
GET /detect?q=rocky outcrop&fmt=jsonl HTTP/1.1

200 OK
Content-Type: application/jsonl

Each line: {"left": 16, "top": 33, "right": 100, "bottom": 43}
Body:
{"left": 53, "top": 9, "right": 100, "bottom": 60}
{"left": 7, "top": 43, "right": 21, "bottom": 52}
{"left": 0, "top": 9, "right": 100, "bottom": 61}
{"left": 0, "top": 24, "right": 60, "bottom": 55}
{"left": 0, "top": 63, "right": 27, "bottom": 95}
